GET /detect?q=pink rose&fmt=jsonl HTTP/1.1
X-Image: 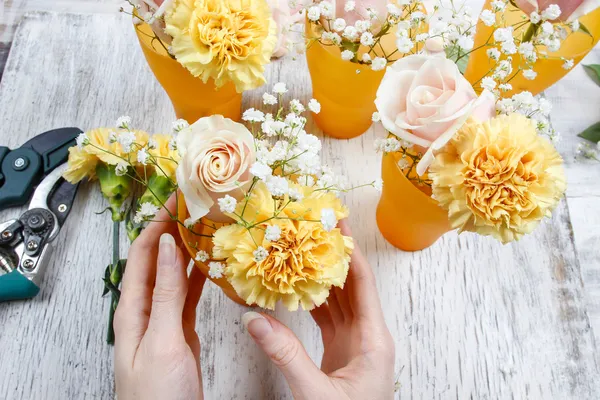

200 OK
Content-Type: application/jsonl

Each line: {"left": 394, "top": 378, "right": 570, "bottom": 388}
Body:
{"left": 375, "top": 53, "right": 496, "bottom": 175}
{"left": 176, "top": 115, "right": 255, "bottom": 223}
{"left": 268, "top": 0, "right": 304, "bottom": 58}
{"left": 515, "top": 0, "right": 600, "bottom": 21}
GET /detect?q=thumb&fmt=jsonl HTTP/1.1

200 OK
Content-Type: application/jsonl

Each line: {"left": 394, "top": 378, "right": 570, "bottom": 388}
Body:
{"left": 148, "top": 233, "right": 188, "bottom": 333}
{"left": 243, "top": 312, "right": 326, "bottom": 396}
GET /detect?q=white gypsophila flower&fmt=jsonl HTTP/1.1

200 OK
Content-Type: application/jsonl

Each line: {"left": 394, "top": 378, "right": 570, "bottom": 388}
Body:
{"left": 290, "top": 99, "right": 305, "bottom": 114}
{"left": 410, "top": 11, "right": 425, "bottom": 26}
{"left": 172, "top": 119, "right": 189, "bottom": 132}
{"left": 371, "top": 57, "right": 387, "bottom": 71}
{"left": 530, "top": 11, "right": 541, "bottom": 24}
{"left": 487, "top": 48, "right": 501, "bottom": 61}
{"left": 576, "top": 142, "right": 599, "bottom": 160}
{"left": 541, "top": 21, "right": 554, "bottom": 36}
{"left": 250, "top": 161, "right": 272, "bottom": 180}
{"left": 115, "top": 162, "right": 128, "bottom": 176}
{"left": 195, "top": 250, "right": 209, "bottom": 263}
{"left": 116, "top": 116, "right": 131, "bottom": 129}
{"left": 320, "top": 208, "right": 337, "bottom": 232}
{"left": 284, "top": 112, "right": 304, "bottom": 127}
{"left": 480, "top": 9, "right": 495, "bottom": 26}
{"left": 562, "top": 58, "right": 574, "bottom": 70}
{"left": 541, "top": 4, "right": 561, "bottom": 20}
{"left": 341, "top": 50, "right": 355, "bottom": 61}
{"left": 242, "top": 108, "right": 266, "bottom": 122}
{"left": 184, "top": 218, "right": 196, "bottom": 229}
{"left": 333, "top": 18, "right": 346, "bottom": 32}
{"left": 108, "top": 131, "right": 118, "bottom": 144}
{"left": 307, "top": 6, "right": 321, "bottom": 21}
{"left": 387, "top": 3, "right": 401, "bottom": 17}
{"left": 570, "top": 19, "right": 580, "bottom": 32}
{"left": 518, "top": 42, "right": 537, "bottom": 63}
{"left": 360, "top": 32, "right": 375, "bottom": 46}
{"left": 264, "top": 224, "right": 282, "bottom": 242}
{"left": 273, "top": 82, "right": 287, "bottom": 94}
{"left": 498, "top": 83, "right": 512, "bottom": 91}
{"left": 139, "top": 202, "right": 160, "bottom": 219}
{"left": 415, "top": 33, "right": 429, "bottom": 42}
{"left": 396, "top": 35, "right": 414, "bottom": 53}
{"left": 494, "top": 59, "right": 513, "bottom": 79}
{"left": 355, "top": 20, "right": 371, "bottom": 33}
{"left": 319, "top": 1, "right": 334, "bottom": 18}
{"left": 208, "top": 262, "right": 224, "bottom": 279}
{"left": 263, "top": 93, "right": 277, "bottom": 105}
{"left": 373, "top": 178, "right": 383, "bottom": 192}
{"left": 501, "top": 40, "right": 517, "bottom": 55}
{"left": 545, "top": 37, "right": 561, "bottom": 52}
{"left": 297, "top": 174, "right": 315, "bottom": 187}
{"left": 308, "top": 99, "right": 321, "bottom": 114}
{"left": 76, "top": 133, "right": 89, "bottom": 149}
{"left": 344, "top": 0, "right": 355, "bottom": 12}
{"left": 490, "top": 0, "right": 505, "bottom": 12}
{"left": 147, "top": 138, "right": 157, "bottom": 150}
{"left": 266, "top": 175, "right": 289, "bottom": 196}
{"left": 117, "top": 130, "right": 137, "bottom": 152}
{"left": 383, "top": 137, "right": 401, "bottom": 152}
{"left": 493, "top": 27, "right": 513, "bottom": 42}
{"left": 217, "top": 195, "right": 237, "bottom": 213}
{"left": 538, "top": 98, "right": 552, "bottom": 114}
{"left": 481, "top": 77, "right": 497, "bottom": 91}
{"left": 343, "top": 26, "right": 359, "bottom": 41}
{"left": 398, "top": 157, "right": 410, "bottom": 169}
{"left": 372, "top": 112, "right": 381, "bottom": 122}
{"left": 137, "top": 148, "right": 149, "bottom": 165}
{"left": 362, "top": 53, "right": 372, "bottom": 62}
{"left": 288, "top": 187, "right": 304, "bottom": 201}
{"left": 253, "top": 246, "right": 269, "bottom": 262}
{"left": 555, "top": 25, "right": 569, "bottom": 40}
{"left": 366, "top": 7, "right": 378, "bottom": 20}
{"left": 457, "top": 35, "right": 474, "bottom": 51}
{"left": 168, "top": 137, "right": 177, "bottom": 151}
{"left": 523, "top": 68, "right": 537, "bottom": 80}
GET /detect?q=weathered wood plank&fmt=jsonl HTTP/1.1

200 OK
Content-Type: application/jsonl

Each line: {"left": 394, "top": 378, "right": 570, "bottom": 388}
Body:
{"left": 0, "top": 11, "right": 597, "bottom": 400}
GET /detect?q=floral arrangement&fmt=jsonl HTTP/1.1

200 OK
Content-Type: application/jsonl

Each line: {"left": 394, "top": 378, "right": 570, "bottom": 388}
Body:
{"left": 124, "top": 0, "right": 280, "bottom": 92}
{"left": 65, "top": 84, "right": 380, "bottom": 342}
{"left": 372, "top": 0, "right": 574, "bottom": 244}
{"left": 299, "top": 0, "right": 428, "bottom": 70}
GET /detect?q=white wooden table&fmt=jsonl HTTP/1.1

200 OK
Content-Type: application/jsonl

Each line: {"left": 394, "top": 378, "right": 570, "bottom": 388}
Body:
{"left": 0, "top": 5, "right": 599, "bottom": 400}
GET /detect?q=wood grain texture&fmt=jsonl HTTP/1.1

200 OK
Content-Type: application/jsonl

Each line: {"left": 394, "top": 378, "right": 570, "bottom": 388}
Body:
{"left": 0, "top": 10, "right": 598, "bottom": 400}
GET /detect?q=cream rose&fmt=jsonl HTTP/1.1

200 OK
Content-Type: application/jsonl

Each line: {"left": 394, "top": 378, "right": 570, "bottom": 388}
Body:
{"left": 374, "top": 53, "right": 496, "bottom": 175}
{"left": 176, "top": 115, "right": 255, "bottom": 222}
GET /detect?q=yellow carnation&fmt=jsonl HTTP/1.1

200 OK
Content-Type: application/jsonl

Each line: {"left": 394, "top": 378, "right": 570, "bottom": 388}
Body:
{"left": 165, "top": 0, "right": 277, "bottom": 92}
{"left": 149, "top": 134, "right": 180, "bottom": 180}
{"left": 429, "top": 114, "right": 566, "bottom": 243}
{"left": 212, "top": 182, "right": 353, "bottom": 310}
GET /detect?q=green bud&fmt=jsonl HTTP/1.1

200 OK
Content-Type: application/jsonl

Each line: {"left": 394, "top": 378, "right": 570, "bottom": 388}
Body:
{"left": 126, "top": 219, "right": 142, "bottom": 242}
{"left": 96, "top": 163, "right": 133, "bottom": 221}
{"left": 139, "top": 174, "right": 177, "bottom": 208}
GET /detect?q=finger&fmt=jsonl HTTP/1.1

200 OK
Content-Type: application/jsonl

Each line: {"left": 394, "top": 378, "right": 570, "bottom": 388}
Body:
{"left": 243, "top": 312, "right": 328, "bottom": 397}
{"left": 334, "top": 286, "right": 353, "bottom": 321}
{"left": 114, "top": 195, "right": 180, "bottom": 359}
{"left": 327, "top": 289, "right": 345, "bottom": 326}
{"left": 147, "top": 233, "right": 189, "bottom": 334}
{"left": 310, "top": 304, "right": 335, "bottom": 344}
{"left": 183, "top": 266, "right": 207, "bottom": 327}
{"left": 338, "top": 219, "right": 385, "bottom": 324}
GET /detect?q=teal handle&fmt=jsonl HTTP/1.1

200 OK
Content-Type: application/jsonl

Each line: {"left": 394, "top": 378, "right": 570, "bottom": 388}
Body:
{"left": 0, "top": 270, "right": 40, "bottom": 302}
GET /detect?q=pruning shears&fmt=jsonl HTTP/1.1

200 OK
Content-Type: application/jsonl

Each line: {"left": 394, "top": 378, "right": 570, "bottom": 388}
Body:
{"left": 0, "top": 128, "right": 81, "bottom": 302}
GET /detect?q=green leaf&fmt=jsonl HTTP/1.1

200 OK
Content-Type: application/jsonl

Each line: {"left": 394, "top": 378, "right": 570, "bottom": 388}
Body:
{"left": 578, "top": 121, "right": 600, "bottom": 143}
{"left": 579, "top": 22, "right": 594, "bottom": 38}
{"left": 583, "top": 64, "right": 600, "bottom": 86}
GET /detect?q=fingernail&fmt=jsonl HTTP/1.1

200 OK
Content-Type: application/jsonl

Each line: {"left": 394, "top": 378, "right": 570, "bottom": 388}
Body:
{"left": 158, "top": 233, "right": 176, "bottom": 266}
{"left": 242, "top": 312, "right": 272, "bottom": 339}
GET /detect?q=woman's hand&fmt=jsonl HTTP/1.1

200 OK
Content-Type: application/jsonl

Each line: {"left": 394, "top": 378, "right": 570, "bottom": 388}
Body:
{"left": 243, "top": 220, "right": 396, "bottom": 400}
{"left": 114, "top": 196, "right": 206, "bottom": 400}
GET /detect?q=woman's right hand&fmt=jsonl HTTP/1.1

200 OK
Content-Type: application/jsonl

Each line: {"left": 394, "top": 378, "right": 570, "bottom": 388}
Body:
{"left": 243, "top": 220, "right": 396, "bottom": 400}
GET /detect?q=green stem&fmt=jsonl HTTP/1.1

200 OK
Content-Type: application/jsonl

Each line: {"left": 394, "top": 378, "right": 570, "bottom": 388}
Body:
{"left": 106, "top": 220, "right": 120, "bottom": 345}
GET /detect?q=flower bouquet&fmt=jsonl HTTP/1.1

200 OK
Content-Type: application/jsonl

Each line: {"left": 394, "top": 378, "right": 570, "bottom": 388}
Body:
{"left": 65, "top": 85, "right": 379, "bottom": 341}
{"left": 300, "top": 0, "right": 428, "bottom": 138}
{"left": 373, "top": 0, "right": 569, "bottom": 251}
{"left": 124, "top": 0, "right": 278, "bottom": 123}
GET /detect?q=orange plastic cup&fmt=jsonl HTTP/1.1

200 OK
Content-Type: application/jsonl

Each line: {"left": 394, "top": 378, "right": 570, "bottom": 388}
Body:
{"left": 305, "top": 23, "right": 393, "bottom": 139}
{"left": 465, "top": 1, "right": 600, "bottom": 96}
{"left": 177, "top": 196, "right": 248, "bottom": 306}
{"left": 376, "top": 152, "right": 451, "bottom": 251}
{"left": 134, "top": 22, "right": 242, "bottom": 124}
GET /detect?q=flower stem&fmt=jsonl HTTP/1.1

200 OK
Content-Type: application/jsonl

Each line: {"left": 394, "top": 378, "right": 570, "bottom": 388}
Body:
{"left": 106, "top": 220, "right": 120, "bottom": 345}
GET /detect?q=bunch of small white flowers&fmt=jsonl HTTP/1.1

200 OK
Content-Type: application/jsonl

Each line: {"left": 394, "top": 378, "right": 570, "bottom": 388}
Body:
{"left": 496, "top": 91, "right": 560, "bottom": 142}
{"left": 305, "top": 0, "right": 427, "bottom": 70}
{"left": 429, "top": 2, "right": 478, "bottom": 56}
{"left": 133, "top": 202, "right": 160, "bottom": 224}
{"left": 576, "top": 142, "right": 600, "bottom": 161}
